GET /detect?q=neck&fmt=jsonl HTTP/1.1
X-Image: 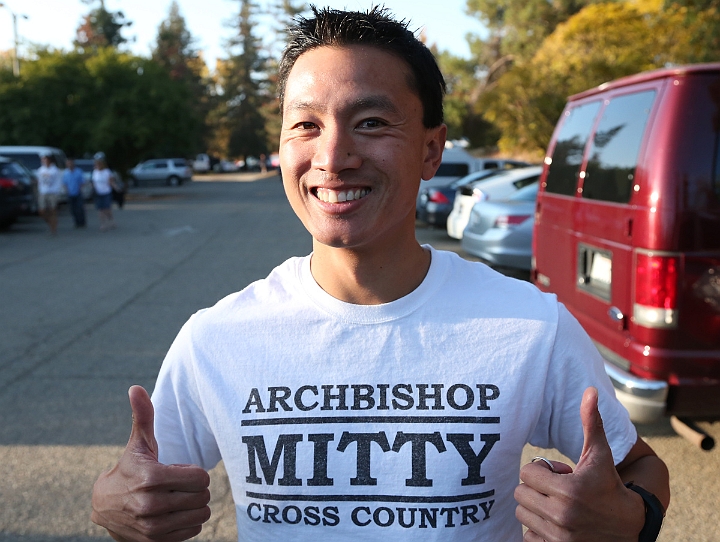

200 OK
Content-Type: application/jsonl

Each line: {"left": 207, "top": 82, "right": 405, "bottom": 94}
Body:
{"left": 310, "top": 237, "right": 431, "bottom": 305}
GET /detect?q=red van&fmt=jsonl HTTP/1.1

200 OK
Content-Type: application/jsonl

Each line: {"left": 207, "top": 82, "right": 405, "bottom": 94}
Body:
{"left": 532, "top": 63, "right": 720, "bottom": 426}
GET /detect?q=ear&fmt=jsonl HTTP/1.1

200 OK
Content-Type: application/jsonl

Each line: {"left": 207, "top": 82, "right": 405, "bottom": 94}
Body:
{"left": 421, "top": 124, "right": 447, "bottom": 181}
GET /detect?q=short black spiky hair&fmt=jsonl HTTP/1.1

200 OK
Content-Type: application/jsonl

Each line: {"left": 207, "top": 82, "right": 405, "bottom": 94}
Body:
{"left": 277, "top": 5, "right": 446, "bottom": 128}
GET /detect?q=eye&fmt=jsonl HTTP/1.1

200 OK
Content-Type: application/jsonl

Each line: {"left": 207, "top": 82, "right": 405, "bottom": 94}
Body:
{"left": 292, "top": 121, "right": 318, "bottom": 131}
{"left": 357, "top": 118, "right": 386, "bottom": 129}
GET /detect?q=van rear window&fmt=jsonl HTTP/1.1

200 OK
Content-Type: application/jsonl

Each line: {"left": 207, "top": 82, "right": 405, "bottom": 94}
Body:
{"left": 435, "top": 163, "right": 470, "bottom": 177}
{"left": 545, "top": 101, "right": 601, "bottom": 196}
{"left": 583, "top": 90, "right": 656, "bottom": 204}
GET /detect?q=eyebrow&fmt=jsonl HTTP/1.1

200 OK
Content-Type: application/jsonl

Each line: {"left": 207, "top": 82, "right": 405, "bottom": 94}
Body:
{"left": 284, "top": 95, "right": 402, "bottom": 117}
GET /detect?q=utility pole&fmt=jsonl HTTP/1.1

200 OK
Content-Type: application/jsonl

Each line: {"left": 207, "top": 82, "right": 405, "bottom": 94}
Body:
{"left": 0, "top": 3, "right": 29, "bottom": 77}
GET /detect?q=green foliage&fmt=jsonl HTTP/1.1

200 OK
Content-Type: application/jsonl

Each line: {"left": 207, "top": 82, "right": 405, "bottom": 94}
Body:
{"left": 0, "top": 49, "right": 202, "bottom": 173}
{"left": 210, "top": 0, "right": 271, "bottom": 158}
{"left": 152, "top": 1, "right": 213, "bottom": 153}
{"left": 75, "top": 0, "right": 133, "bottom": 52}
{"left": 478, "top": 0, "right": 720, "bottom": 156}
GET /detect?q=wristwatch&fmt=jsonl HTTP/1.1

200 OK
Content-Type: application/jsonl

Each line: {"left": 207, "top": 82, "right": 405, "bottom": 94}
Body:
{"left": 625, "top": 482, "right": 665, "bottom": 542}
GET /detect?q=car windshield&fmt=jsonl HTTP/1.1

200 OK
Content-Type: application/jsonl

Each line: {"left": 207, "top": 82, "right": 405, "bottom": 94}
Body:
{"left": 508, "top": 182, "right": 539, "bottom": 201}
{"left": 0, "top": 153, "right": 41, "bottom": 170}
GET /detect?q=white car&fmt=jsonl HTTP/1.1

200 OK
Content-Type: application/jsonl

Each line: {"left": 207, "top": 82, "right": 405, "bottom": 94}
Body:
{"left": 446, "top": 166, "right": 542, "bottom": 239}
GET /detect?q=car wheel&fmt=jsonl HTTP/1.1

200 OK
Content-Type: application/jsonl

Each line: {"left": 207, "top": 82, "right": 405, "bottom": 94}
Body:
{"left": 168, "top": 175, "right": 180, "bottom": 187}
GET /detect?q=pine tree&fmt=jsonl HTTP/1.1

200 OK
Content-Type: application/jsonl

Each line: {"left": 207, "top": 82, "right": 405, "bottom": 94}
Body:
{"left": 75, "top": 0, "right": 133, "bottom": 53}
{"left": 211, "top": 0, "right": 269, "bottom": 160}
{"left": 152, "top": 1, "right": 212, "bottom": 152}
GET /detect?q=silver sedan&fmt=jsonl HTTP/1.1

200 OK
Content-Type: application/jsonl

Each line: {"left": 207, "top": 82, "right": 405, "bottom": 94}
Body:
{"left": 461, "top": 182, "right": 538, "bottom": 270}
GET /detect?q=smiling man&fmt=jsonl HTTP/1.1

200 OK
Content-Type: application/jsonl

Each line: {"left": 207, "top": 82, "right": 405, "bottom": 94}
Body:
{"left": 91, "top": 7, "right": 669, "bottom": 542}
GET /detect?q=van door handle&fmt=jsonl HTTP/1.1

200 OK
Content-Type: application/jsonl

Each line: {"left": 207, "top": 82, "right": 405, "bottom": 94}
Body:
{"left": 608, "top": 306, "right": 624, "bottom": 322}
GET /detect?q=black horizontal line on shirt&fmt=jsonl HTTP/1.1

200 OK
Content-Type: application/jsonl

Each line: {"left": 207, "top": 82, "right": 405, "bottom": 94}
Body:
{"left": 245, "top": 490, "right": 495, "bottom": 503}
{"left": 241, "top": 416, "right": 500, "bottom": 426}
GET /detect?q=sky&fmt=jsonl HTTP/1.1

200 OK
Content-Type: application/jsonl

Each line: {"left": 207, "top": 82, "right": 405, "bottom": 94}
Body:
{"left": 1, "top": 0, "right": 487, "bottom": 70}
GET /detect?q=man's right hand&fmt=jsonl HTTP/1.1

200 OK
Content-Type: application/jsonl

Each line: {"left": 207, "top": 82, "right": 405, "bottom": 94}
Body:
{"left": 91, "top": 386, "right": 211, "bottom": 542}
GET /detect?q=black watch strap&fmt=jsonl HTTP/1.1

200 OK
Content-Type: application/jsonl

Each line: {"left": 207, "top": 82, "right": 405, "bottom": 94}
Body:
{"left": 625, "top": 482, "right": 665, "bottom": 542}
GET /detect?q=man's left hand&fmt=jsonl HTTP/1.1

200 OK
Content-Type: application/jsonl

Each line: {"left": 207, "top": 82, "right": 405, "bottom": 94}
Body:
{"left": 514, "top": 387, "right": 646, "bottom": 541}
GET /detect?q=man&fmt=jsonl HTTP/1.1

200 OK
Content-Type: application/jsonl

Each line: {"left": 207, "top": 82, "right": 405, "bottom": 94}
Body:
{"left": 62, "top": 158, "right": 87, "bottom": 228}
{"left": 91, "top": 7, "right": 669, "bottom": 542}
{"left": 36, "top": 154, "right": 63, "bottom": 235}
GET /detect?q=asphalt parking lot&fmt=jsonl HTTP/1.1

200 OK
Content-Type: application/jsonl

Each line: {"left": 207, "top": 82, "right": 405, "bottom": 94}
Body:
{"left": 0, "top": 174, "right": 718, "bottom": 541}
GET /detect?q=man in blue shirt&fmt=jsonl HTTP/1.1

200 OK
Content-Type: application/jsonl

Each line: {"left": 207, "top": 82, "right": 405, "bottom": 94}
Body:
{"left": 62, "top": 158, "right": 87, "bottom": 228}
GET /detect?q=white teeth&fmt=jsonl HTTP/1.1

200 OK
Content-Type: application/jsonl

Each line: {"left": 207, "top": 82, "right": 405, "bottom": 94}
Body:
{"left": 316, "top": 188, "right": 369, "bottom": 203}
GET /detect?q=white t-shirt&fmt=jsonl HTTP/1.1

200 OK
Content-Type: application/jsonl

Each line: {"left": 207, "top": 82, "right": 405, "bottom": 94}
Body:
{"left": 36, "top": 164, "right": 63, "bottom": 195}
{"left": 153, "top": 247, "right": 637, "bottom": 542}
{"left": 91, "top": 168, "right": 113, "bottom": 195}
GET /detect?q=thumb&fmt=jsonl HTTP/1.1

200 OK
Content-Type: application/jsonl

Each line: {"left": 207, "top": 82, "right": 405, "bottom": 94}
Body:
{"left": 575, "top": 387, "right": 614, "bottom": 472}
{"left": 127, "top": 385, "right": 159, "bottom": 461}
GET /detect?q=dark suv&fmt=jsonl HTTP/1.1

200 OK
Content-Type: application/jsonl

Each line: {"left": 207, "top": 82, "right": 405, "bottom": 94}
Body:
{"left": 533, "top": 63, "right": 720, "bottom": 428}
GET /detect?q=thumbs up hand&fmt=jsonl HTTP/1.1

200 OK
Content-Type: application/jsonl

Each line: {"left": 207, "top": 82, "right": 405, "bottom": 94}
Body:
{"left": 514, "top": 387, "right": 646, "bottom": 541}
{"left": 91, "top": 386, "right": 212, "bottom": 542}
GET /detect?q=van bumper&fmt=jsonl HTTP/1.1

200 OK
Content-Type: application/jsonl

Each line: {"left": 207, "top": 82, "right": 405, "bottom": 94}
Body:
{"left": 604, "top": 361, "right": 668, "bottom": 423}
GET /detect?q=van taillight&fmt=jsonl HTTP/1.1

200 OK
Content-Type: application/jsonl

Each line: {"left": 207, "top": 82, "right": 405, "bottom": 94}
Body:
{"left": 633, "top": 253, "right": 679, "bottom": 328}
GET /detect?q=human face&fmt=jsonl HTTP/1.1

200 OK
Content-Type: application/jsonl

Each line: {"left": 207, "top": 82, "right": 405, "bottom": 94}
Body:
{"left": 280, "top": 45, "right": 445, "bottom": 252}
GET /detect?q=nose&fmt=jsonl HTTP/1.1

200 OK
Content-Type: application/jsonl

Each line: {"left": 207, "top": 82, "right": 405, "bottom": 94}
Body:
{"left": 311, "top": 124, "right": 362, "bottom": 173}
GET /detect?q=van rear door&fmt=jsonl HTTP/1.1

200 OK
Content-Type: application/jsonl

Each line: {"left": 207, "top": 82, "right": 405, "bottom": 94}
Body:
{"left": 573, "top": 86, "right": 662, "bottom": 358}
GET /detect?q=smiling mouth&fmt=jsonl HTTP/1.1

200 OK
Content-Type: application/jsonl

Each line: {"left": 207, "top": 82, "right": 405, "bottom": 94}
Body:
{"left": 314, "top": 187, "right": 371, "bottom": 203}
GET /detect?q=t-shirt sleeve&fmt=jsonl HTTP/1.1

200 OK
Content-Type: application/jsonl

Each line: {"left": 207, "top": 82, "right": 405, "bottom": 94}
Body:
{"left": 528, "top": 303, "right": 637, "bottom": 465}
{"left": 152, "top": 314, "right": 222, "bottom": 470}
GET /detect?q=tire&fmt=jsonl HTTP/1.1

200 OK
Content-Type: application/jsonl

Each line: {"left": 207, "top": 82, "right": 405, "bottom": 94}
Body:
{"left": 167, "top": 175, "right": 180, "bottom": 187}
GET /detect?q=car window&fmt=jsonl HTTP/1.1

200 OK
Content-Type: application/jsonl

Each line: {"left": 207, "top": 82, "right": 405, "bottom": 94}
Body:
{"left": 545, "top": 101, "right": 602, "bottom": 196}
{"left": 53, "top": 153, "right": 67, "bottom": 169}
{"left": 76, "top": 162, "right": 94, "bottom": 173}
{"left": 0, "top": 152, "right": 41, "bottom": 170}
{"left": 512, "top": 174, "right": 540, "bottom": 190}
{"left": 173, "top": 160, "right": 186, "bottom": 168}
{"left": 509, "top": 182, "right": 539, "bottom": 201}
{"left": 435, "top": 162, "right": 470, "bottom": 177}
{"left": 583, "top": 90, "right": 656, "bottom": 204}
{"left": 482, "top": 161, "right": 499, "bottom": 169}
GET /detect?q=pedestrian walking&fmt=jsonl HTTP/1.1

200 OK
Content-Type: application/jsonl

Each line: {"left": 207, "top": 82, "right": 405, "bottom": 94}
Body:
{"left": 91, "top": 152, "right": 118, "bottom": 231}
{"left": 36, "top": 154, "right": 63, "bottom": 235}
{"left": 62, "top": 158, "right": 87, "bottom": 228}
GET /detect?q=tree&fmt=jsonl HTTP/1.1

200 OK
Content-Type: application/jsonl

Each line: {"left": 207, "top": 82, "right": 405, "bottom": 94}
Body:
{"left": 0, "top": 49, "right": 202, "bottom": 173}
{"left": 210, "top": 0, "right": 270, "bottom": 159}
{"left": 479, "top": 0, "right": 720, "bottom": 157}
{"left": 152, "top": 1, "right": 212, "bottom": 152}
{"left": 75, "top": 0, "right": 133, "bottom": 52}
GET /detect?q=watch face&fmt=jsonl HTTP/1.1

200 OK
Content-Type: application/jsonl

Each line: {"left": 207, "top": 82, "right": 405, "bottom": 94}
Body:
{"left": 625, "top": 483, "right": 664, "bottom": 541}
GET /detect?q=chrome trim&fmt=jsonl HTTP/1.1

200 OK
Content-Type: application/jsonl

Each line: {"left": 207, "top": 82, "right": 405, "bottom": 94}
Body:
{"left": 604, "top": 360, "right": 668, "bottom": 401}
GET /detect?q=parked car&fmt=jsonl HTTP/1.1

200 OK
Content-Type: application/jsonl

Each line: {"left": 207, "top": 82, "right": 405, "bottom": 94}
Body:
{"left": 417, "top": 169, "right": 502, "bottom": 227}
{"left": 0, "top": 146, "right": 67, "bottom": 173}
{"left": 193, "top": 153, "right": 219, "bottom": 173}
{"left": 214, "top": 159, "right": 241, "bottom": 172}
{"left": 532, "top": 63, "right": 720, "bottom": 427}
{"left": 462, "top": 182, "right": 538, "bottom": 270}
{"left": 129, "top": 158, "right": 192, "bottom": 187}
{"left": 0, "top": 157, "right": 37, "bottom": 228}
{"left": 447, "top": 166, "right": 542, "bottom": 239}
{"left": 417, "top": 160, "right": 531, "bottom": 228}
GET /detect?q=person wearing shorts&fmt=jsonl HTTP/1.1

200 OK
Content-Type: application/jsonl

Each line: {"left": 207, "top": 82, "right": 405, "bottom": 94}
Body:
{"left": 36, "top": 154, "right": 63, "bottom": 235}
{"left": 91, "top": 152, "right": 117, "bottom": 231}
